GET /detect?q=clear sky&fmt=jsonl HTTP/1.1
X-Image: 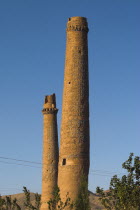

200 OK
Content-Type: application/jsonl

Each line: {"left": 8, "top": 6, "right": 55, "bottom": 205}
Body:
{"left": 0, "top": 0, "right": 139, "bottom": 195}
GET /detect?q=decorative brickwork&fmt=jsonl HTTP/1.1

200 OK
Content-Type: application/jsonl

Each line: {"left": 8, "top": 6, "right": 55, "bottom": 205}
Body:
{"left": 58, "top": 17, "right": 90, "bottom": 203}
{"left": 40, "top": 94, "right": 59, "bottom": 210}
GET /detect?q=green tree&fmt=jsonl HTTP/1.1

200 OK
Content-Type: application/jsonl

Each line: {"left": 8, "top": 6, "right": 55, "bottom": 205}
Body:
{"left": 0, "top": 195, "right": 6, "bottom": 210}
{"left": 12, "top": 198, "right": 21, "bottom": 210}
{"left": 75, "top": 175, "right": 91, "bottom": 210}
{"left": 5, "top": 196, "right": 12, "bottom": 210}
{"left": 47, "top": 175, "right": 90, "bottom": 210}
{"left": 0, "top": 195, "right": 21, "bottom": 210}
{"left": 47, "top": 186, "right": 74, "bottom": 210}
{"left": 23, "top": 187, "right": 41, "bottom": 210}
{"left": 96, "top": 153, "right": 140, "bottom": 210}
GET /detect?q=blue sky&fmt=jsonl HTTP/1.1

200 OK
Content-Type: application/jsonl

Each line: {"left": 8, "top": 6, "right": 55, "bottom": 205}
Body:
{"left": 0, "top": 0, "right": 139, "bottom": 195}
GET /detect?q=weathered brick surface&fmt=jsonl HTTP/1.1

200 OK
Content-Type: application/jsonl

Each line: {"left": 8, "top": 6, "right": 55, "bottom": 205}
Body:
{"left": 58, "top": 17, "right": 90, "bottom": 203}
{"left": 40, "top": 94, "right": 59, "bottom": 210}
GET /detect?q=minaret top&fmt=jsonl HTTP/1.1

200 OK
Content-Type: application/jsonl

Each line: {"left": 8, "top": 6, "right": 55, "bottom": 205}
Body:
{"left": 43, "top": 94, "right": 56, "bottom": 109}
{"left": 42, "top": 94, "right": 58, "bottom": 114}
{"left": 67, "top": 16, "right": 89, "bottom": 32}
{"left": 68, "top": 16, "right": 87, "bottom": 22}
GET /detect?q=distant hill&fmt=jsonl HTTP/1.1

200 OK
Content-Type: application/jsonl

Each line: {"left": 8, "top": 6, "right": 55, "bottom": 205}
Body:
{"left": 2, "top": 191, "right": 105, "bottom": 210}
{"left": 89, "top": 191, "right": 105, "bottom": 210}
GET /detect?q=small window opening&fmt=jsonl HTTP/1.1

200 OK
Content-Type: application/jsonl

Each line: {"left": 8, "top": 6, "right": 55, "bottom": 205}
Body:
{"left": 68, "top": 82, "right": 71, "bottom": 84}
{"left": 62, "top": 159, "right": 66, "bottom": 165}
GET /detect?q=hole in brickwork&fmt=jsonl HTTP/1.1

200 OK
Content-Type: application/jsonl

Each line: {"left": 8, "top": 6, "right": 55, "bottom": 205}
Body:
{"left": 78, "top": 49, "right": 81, "bottom": 54}
{"left": 68, "top": 82, "right": 71, "bottom": 84}
{"left": 62, "top": 159, "right": 66, "bottom": 165}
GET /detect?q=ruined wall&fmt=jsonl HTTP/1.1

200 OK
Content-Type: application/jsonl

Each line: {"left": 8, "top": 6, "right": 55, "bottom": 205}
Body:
{"left": 41, "top": 94, "right": 58, "bottom": 210}
{"left": 58, "top": 17, "right": 90, "bottom": 202}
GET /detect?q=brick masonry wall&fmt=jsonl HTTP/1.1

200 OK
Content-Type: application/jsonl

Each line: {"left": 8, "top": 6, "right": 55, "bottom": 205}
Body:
{"left": 58, "top": 17, "right": 90, "bottom": 203}
{"left": 41, "top": 94, "right": 58, "bottom": 210}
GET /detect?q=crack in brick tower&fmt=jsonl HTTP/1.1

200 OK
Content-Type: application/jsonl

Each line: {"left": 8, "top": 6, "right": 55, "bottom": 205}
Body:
{"left": 58, "top": 17, "right": 90, "bottom": 202}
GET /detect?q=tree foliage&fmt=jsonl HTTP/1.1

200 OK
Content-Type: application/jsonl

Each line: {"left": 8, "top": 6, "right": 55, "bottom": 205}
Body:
{"left": 0, "top": 195, "right": 21, "bottom": 210}
{"left": 0, "top": 178, "right": 90, "bottom": 210}
{"left": 75, "top": 175, "right": 91, "bottom": 210}
{"left": 47, "top": 186, "right": 74, "bottom": 210}
{"left": 23, "top": 186, "right": 41, "bottom": 210}
{"left": 0, "top": 187, "right": 41, "bottom": 210}
{"left": 96, "top": 153, "right": 140, "bottom": 210}
{"left": 47, "top": 175, "right": 90, "bottom": 210}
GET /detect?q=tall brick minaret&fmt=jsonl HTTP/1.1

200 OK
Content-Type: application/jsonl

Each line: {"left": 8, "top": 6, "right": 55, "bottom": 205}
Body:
{"left": 58, "top": 17, "right": 90, "bottom": 202}
{"left": 41, "top": 94, "right": 58, "bottom": 210}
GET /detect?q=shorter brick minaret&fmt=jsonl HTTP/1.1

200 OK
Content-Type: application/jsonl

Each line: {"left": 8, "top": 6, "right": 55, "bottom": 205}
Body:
{"left": 40, "top": 94, "right": 58, "bottom": 210}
